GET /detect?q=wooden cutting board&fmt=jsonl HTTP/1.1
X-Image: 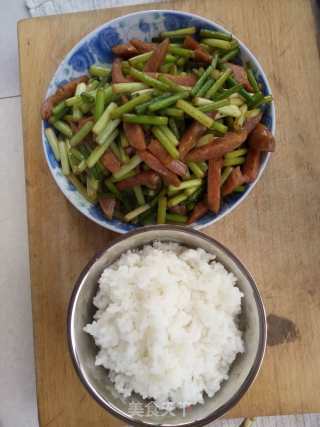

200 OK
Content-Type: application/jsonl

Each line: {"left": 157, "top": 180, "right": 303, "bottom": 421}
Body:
{"left": 18, "top": 0, "right": 320, "bottom": 426}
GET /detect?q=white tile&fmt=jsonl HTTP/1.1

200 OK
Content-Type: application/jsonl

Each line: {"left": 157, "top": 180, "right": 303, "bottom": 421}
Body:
{"left": 0, "top": 0, "right": 29, "bottom": 98}
{"left": 0, "top": 97, "right": 38, "bottom": 427}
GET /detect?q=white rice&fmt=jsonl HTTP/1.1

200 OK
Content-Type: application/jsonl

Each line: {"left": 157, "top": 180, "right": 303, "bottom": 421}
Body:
{"left": 84, "top": 242, "right": 244, "bottom": 409}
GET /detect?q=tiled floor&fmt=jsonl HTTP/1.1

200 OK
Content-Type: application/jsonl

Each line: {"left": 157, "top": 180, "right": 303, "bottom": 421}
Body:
{"left": 0, "top": 4, "right": 38, "bottom": 426}
{"left": 0, "top": 2, "right": 28, "bottom": 97}
{"left": 0, "top": 1, "right": 319, "bottom": 427}
{"left": 0, "top": 97, "right": 38, "bottom": 427}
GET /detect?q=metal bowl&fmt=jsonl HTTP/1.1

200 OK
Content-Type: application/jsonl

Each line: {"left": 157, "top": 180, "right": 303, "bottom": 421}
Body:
{"left": 67, "top": 226, "right": 267, "bottom": 426}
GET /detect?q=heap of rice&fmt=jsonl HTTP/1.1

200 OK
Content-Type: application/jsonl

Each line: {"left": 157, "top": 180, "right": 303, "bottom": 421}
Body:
{"left": 84, "top": 242, "right": 244, "bottom": 409}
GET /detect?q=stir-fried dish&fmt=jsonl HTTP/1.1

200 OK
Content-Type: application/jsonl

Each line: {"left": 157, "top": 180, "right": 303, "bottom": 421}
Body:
{"left": 42, "top": 26, "right": 275, "bottom": 225}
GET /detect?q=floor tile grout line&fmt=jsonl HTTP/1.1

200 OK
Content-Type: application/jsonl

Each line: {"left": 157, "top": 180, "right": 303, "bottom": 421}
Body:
{"left": 0, "top": 94, "right": 21, "bottom": 100}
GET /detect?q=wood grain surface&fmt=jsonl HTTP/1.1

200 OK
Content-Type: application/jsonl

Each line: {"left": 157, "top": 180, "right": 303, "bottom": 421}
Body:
{"left": 18, "top": 1, "right": 320, "bottom": 426}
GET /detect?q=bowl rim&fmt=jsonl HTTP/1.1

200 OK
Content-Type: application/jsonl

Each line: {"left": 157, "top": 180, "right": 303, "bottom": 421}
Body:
{"left": 41, "top": 9, "right": 276, "bottom": 234}
{"left": 67, "top": 225, "right": 267, "bottom": 426}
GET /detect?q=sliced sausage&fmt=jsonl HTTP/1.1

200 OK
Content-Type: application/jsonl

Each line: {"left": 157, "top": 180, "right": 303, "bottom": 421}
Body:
{"left": 130, "top": 39, "right": 156, "bottom": 53}
{"left": 169, "top": 205, "right": 187, "bottom": 215}
{"left": 179, "top": 121, "right": 207, "bottom": 159}
{"left": 207, "top": 158, "right": 223, "bottom": 213}
{"left": 112, "top": 43, "right": 138, "bottom": 58}
{"left": 186, "top": 129, "right": 248, "bottom": 162}
{"left": 183, "top": 35, "right": 199, "bottom": 50}
{"left": 123, "top": 122, "right": 146, "bottom": 151}
{"left": 125, "top": 146, "right": 135, "bottom": 157}
{"left": 144, "top": 38, "right": 170, "bottom": 72}
{"left": 242, "top": 148, "right": 261, "bottom": 182}
{"left": 116, "top": 170, "right": 160, "bottom": 191}
{"left": 165, "top": 74, "right": 197, "bottom": 87}
{"left": 41, "top": 75, "right": 88, "bottom": 120}
{"left": 112, "top": 58, "right": 134, "bottom": 83}
{"left": 226, "top": 63, "right": 253, "bottom": 92}
{"left": 194, "top": 48, "right": 213, "bottom": 64}
{"left": 187, "top": 201, "right": 209, "bottom": 224}
{"left": 138, "top": 150, "right": 181, "bottom": 187}
{"left": 243, "top": 112, "right": 263, "bottom": 134}
{"left": 69, "top": 121, "right": 79, "bottom": 134}
{"left": 101, "top": 150, "right": 121, "bottom": 173}
{"left": 248, "top": 123, "right": 275, "bottom": 152}
{"left": 99, "top": 196, "right": 117, "bottom": 220}
{"left": 167, "top": 160, "right": 188, "bottom": 177}
{"left": 78, "top": 116, "right": 94, "bottom": 128}
{"left": 222, "top": 166, "right": 247, "bottom": 196}
{"left": 148, "top": 139, "right": 187, "bottom": 177}
{"left": 183, "top": 35, "right": 212, "bottom": 63}
{"left": 120, "top": 95, "right": 129, "bottom": 104}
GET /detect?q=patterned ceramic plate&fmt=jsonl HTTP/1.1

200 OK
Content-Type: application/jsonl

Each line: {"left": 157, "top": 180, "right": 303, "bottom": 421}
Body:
{"left": 42, "top": 10, "right": 276, "bottom": 233}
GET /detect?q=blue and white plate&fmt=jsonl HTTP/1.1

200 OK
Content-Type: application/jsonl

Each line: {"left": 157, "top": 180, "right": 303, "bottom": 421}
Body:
{"left": 42, "top": 10, "right": 276, "bottom": 234}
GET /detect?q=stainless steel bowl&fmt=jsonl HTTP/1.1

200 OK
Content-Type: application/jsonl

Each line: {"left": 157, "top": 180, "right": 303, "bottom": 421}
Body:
{"left": 67, "top": 226, "right": 267, "bottom": 426}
